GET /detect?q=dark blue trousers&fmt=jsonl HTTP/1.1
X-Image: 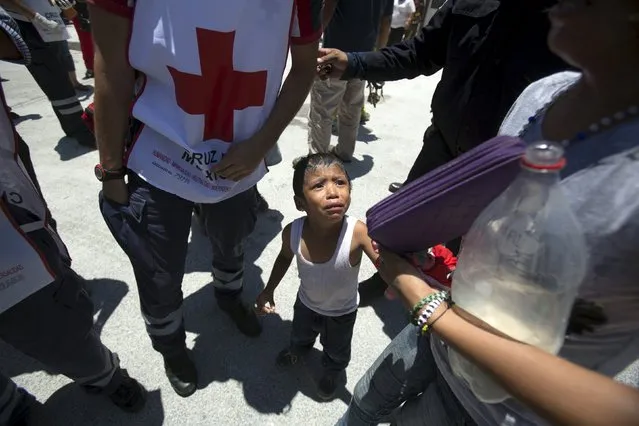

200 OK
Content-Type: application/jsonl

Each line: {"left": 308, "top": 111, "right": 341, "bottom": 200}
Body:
{"left": 99, "top": 173, "right": 258, "bottom": 357}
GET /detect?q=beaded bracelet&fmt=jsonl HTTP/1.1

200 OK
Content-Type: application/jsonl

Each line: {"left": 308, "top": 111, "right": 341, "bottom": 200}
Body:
{"left": 411, "top": 291, "right": 449, "bottom": 326}
{"left": 415, "top": 297, "right": 446, "bottom": 328}
{"left": 410, "top": 291, "right": 444, "bottom": 321}
{"left": 420, "top": 302, "right": 451, "bottom": 335}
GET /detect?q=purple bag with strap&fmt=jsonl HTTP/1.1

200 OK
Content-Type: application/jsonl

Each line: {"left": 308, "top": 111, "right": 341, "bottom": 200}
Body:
{"left": 366, "top": 136, "right": 526, "bottom": 253}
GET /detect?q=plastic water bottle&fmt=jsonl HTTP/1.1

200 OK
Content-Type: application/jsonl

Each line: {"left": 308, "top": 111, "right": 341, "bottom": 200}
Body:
{"left": 448, "top": 141, "right": 587, "bottom": 403}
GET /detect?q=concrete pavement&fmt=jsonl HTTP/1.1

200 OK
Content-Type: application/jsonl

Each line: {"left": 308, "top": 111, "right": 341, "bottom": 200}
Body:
{"left": 0, "top": 43, "right": 441, "bottom": 426}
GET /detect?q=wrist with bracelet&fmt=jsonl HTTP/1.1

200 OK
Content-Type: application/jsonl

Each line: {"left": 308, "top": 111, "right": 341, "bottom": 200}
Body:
{"left": 410, "top": 291, "right": 454, "bottom": 335}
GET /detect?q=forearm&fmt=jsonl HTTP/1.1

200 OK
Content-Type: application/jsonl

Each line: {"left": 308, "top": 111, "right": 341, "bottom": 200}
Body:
{"left": 253, "top": 44, "right": 318, "bottom": 150}
{"left": 265, "top": 255, "right": 292, "bottom": 292}
{"left": 93, "top": 56, "right": 134, "bottom": 168}
{"left": 90, "top": 5, "right": 135, "bottom": 169}
{"left": 434, "top": 310, "right": 639, "bottom": 426}
{"left": 343, "top": 2, "right": 450, "bottom": 82}
{"left": 375, "top": 17, "right": 391, "bottom": 50}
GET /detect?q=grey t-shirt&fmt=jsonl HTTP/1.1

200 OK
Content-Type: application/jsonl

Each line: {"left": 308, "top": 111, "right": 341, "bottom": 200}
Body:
{"left": 432, "top": 71, "right": 639, "bottom": 426}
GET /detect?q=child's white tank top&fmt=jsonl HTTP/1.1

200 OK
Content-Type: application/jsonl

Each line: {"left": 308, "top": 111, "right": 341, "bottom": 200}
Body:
{"left": 291, "top": 216, "right": 360, "bottom": 317}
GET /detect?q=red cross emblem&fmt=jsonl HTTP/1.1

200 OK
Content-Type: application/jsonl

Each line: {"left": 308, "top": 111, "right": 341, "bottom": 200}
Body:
{"left": 167, "top": 28, "right": 268, "bottom": 143}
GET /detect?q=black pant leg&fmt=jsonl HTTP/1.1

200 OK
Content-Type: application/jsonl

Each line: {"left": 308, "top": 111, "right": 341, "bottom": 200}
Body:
{"left": 320, "top": 309, "right": 357, "bottom": 372}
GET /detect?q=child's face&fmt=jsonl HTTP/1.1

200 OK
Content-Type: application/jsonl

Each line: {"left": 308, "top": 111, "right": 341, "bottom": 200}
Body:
{"left": 298, "top": 164, "right": 351, "bottom": 224}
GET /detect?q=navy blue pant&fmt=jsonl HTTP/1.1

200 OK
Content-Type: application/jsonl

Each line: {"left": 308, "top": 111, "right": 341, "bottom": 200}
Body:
{"left": 99, "top": 173, "right": 258, "bottom": 357}
{"left": 0, "top": 227, "right": 121, "bottom": 425}
{"left": 290, "top": 298, "right": 357, "bottom": 372}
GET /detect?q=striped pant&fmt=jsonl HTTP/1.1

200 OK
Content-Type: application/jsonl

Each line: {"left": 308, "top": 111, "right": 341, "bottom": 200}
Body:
{"left": 16, "top": 21, "right": 94, "bottom": 145}
{"left": 0, "top": 230, "right": 121, "bottom": 425}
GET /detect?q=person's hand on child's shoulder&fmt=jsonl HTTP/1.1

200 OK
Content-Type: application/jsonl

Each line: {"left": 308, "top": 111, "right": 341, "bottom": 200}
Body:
{"left": 255, "top": 289, "right": 276, "bottom": 316}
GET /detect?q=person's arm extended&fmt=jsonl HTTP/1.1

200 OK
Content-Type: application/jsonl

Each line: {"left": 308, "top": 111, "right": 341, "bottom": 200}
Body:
{"left": 89, "top": 3, "right": 135, "bottom": 202}
{"left": 378, "top": 250, "right": 639, "bottom": 426}
{"left": 344, "top": 0, "right": 452, "bottom": 82}
{"left": 255, "top": 224, "right": 294, "bottom": 314}
{"left": 323, "top": 0, "right": 338, "bottom": 28}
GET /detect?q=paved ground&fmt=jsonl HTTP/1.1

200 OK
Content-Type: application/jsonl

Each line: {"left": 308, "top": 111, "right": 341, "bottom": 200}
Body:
{"left": 0, "top": 38, "right": 441, "bottom": 425}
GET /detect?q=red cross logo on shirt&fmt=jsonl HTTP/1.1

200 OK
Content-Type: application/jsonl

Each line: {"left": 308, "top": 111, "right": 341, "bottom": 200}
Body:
{"left": 167, "top": 28, "right": 268, "bottom": 143}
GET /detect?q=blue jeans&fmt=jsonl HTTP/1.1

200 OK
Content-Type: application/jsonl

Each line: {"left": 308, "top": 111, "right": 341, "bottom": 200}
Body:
{"left": 339, "top": 324, "right": 475, "bottom": 425}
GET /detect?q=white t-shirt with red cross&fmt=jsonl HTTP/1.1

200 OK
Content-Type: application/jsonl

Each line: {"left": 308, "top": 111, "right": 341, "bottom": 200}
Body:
{"left": 89, "top": 0, "right": 322, "bottom": 203}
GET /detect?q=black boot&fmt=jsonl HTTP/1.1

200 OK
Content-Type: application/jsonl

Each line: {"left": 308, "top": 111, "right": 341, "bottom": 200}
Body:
{"left": 107, "top": 369, "right": 147, "bottom": 412}
{"left": 358, "top": 273, "right": 388, "bottom": 306}
{"left": 164, "top": 350, "right": 198, "bottom": 398}
{"left": 218, "top": 296, "right": 262, "bottom": 337}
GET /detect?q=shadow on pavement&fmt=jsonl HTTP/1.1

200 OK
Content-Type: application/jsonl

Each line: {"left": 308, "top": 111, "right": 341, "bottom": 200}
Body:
{"left": 86, "top": 278, "right": 129, "bottom": 336}
{"left": 54, "top": 136, "right": 95, "bottom": 161}
{"left": 346, "top": 154, "right": 374, "bottom": 181}
{"left": 356, "top": 125, "right": 379, "bottom": 143}
{"left": 367, "top": 298, "right": 408, "bottom": 341}
{"left": 29, "top": 385, "right": 164, "bottom": 426}
{"left": 12, "top": 113, "right": 42, "bottom": 125}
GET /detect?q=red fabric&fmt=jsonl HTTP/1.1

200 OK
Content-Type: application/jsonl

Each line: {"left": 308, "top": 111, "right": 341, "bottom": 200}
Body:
{"left": 86, "top": 0, "right": 133, "bottom": 18}
{"left": 72, "top": 18, "right": 94, "bottom": 71}
{"left": 425, "top": 245, "right": 457, "bottom": 288}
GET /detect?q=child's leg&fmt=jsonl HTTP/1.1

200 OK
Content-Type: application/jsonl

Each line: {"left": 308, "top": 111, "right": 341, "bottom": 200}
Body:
{"left": 290, "top": 298, "right": 320, "bottom": 354}
{"left": 320, "top": 310, "right": 357, "bottom": 373}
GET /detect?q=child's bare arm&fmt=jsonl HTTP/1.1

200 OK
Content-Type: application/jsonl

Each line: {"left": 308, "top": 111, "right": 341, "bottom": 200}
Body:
{"left": 355, "top": 221, "right": 379, "bottom": 265}
{"left": 255, "top": 223, "right": 294, "bottom": 314}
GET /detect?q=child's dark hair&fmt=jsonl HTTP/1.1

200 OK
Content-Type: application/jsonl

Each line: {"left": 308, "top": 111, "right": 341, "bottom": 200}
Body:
{"left": 292, "top": 153, "right": 351, "bottom": 198}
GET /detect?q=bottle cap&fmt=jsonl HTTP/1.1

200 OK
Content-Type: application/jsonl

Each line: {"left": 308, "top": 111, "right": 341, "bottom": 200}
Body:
{"left": 521, "top": 141, "right": 566, "bottom": 171}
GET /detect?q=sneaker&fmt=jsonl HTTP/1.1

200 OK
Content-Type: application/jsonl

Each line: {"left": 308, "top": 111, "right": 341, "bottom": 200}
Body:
{"left": 360, "top": 108, "right": 370, "bottom": 124}
{"left": 358, "top": 272, "right": 388, "bottom": 307}
{"left": 84, "top": 69, "right": 94, "bottom": 79}
{"left": 219, "top": 298, "right": 262, "bottom": 337}
{"left": 275, "top": 348, "right": 299, "bottom": 368}
{"left": 318, "top": 372, "right": 339, "bottom": 401}
{"left": 164, "top": 350, "right": 198, "bottom": 398}
{"left": 108, "top": 369, "right": 147, "bottom": 412}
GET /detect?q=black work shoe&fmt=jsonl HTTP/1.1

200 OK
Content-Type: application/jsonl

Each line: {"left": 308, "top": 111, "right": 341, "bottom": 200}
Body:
{"left": 318, "top": 372, "right": 339, "bottom": 401}
{"left": 388, "top": 182, "right": 403, "bottom": 193}
{"left": 164, "top": 351, "right": 198, "bottom": 398}
{"left": 73, "top": 132, "right": 97, "bottom": 149}
{"left": 9, "top": 388, "right": 36, "bottom": 426}
{"left": 219, "top": 299, "right": 262, "bottom": 337}
{"left": 275, "top": 349, "right": 300, "bottom": 368}
{"left": 108, "top": 369, "right": 147, "bottom": 412}
{"left": 358, "top": 272, "right": 388, "bottom": 307}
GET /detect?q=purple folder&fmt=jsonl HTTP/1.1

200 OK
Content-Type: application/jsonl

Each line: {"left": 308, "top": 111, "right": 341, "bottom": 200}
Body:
{"left": 366, "top": 136, "right": 526, "bottom": 253}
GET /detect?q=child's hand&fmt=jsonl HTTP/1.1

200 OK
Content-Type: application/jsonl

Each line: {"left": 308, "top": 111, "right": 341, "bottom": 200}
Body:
{"left": 255, "top": 290, "right": 276, "bottom": 316}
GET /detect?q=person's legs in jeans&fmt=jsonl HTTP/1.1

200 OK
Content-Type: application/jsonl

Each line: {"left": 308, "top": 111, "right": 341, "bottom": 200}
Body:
{"left": 277, "top": 298, "right": 321, "bottom": 366}
{"left": 334, "top": 79, "right": 366, "bottom": 161}
{"left": 99, "top": 173, "right": 197, "bottom": 396}
{"left": 199, "top": 186, "right": 261, "bottom": 336}
{"left": 340, "top": 324, "right": 438, "bottom": 425}
{"left": 0, "top": 230, "right": 146, "bottom": 419}
{"left": 307, "top": 79, "right": 348, "bottom": 154}
{"left": 394, "top": 371, "right": 477, "bottom": 426}
{"left": 318, "top": 309, "right": 357, "bottom": 399}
